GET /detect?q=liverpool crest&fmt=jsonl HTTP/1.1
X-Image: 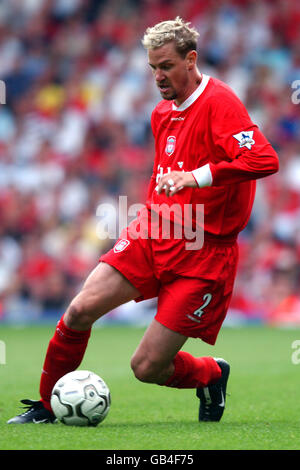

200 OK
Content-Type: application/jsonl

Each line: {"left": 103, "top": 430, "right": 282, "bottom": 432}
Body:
{"left": 113, "top": 239, "right": 130, "bottom": 253}
{"left": 165, "top": 136, "right": 176, "bottom": 156}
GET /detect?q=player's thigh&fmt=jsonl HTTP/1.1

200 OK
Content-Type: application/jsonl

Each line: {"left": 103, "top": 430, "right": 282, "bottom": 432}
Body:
{"left": 66, "top": 262, "right": 141, "bottom": 327}
{"left": 131, "top": 318, "right": 188, "bottom": 371}
{"left": 155, "top": 276, "right": 232, "bottom": 344}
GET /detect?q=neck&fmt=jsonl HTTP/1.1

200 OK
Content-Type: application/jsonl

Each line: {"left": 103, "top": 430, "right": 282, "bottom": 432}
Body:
{"left": 174, "top": 72, "right": 203, "bottom": 107}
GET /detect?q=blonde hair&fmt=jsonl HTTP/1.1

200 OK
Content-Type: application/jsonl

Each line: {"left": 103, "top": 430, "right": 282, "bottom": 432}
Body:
{"left": 142, "top": 16, "right": 199, "bottom": 58}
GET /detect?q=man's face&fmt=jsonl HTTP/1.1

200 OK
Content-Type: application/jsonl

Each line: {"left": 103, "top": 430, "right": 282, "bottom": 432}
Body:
{"left": 148, "top": 42, "right": 195, "bottom": 105}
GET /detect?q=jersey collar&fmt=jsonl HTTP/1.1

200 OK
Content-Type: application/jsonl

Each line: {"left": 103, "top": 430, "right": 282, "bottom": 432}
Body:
{"left": 172, "top": 74, "right": 210, "bottom": 112}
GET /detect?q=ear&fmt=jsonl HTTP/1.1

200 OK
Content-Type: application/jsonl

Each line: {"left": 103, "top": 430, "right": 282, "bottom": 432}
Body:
{"left": 186, "top": 50, "right": 197, "bottom": 70}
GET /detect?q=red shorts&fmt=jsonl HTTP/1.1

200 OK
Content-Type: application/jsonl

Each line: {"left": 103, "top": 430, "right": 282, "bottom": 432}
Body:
{"left": 100, "top": 218, "right": 238, "bottom": 345}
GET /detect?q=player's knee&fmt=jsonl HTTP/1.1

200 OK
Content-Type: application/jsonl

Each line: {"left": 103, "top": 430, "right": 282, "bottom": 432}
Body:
{"left": 130, "top": 356, "right": 161, "bottom": 383}
{"left": 65, "top": 299, "right": 94, "bottom": 330}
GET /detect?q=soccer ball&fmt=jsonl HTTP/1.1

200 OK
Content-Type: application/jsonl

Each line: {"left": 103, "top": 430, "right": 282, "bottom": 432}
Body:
{"left": 50, "top": 370, "right": 111, "bottom": 426}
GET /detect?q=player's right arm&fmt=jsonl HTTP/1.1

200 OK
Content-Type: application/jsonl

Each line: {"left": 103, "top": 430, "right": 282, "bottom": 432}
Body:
{"left": 146, "top": 109, "right": 160, "bottom": 202}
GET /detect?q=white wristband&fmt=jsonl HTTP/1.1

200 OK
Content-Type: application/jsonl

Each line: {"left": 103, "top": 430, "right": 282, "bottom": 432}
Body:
{"left": 192, "top": 164, "right": 213, "bottom": 188}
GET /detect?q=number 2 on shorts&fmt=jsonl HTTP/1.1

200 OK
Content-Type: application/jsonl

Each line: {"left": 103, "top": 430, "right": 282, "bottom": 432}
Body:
{"left": 193, "top": 293, "right": 212, "bottom": 318}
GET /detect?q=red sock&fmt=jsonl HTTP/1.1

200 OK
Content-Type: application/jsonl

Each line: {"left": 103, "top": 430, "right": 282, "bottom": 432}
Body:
{"left": 163, "top": 351, "right": 221, "bottom": 388}
{"left": 39, "top": 315, "right": 91, "bottom": 412}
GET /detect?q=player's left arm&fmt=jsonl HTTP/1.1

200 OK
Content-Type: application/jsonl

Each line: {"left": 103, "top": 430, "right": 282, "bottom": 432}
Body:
{"left": 158, "top": 95, "right": 279, "bottom": 195}
{"left": 193, "top": 95, "right": 279, "bottom": 188}
{"left": 156, "top": 170, "right": 198, "bottom": 197}
{"left": 193, "top": 126, "right": 279, "bottom": 188}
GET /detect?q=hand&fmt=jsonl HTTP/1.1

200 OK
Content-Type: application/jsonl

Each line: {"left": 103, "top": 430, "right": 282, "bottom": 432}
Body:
{"left": 156, "top": 171, "right": 197, "bottom": 197}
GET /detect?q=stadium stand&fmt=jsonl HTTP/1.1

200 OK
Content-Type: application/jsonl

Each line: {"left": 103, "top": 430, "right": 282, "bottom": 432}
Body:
{"left": 0, "top": 0, "right": 299, "bottom": 326}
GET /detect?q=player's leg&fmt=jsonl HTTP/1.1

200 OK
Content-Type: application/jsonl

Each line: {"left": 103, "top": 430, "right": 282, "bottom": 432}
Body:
{"left": 39, "top": 262, "right": 141, "bottom": 408}
{"left": 7, "top": 262, "right": 141, "bottom": 424}
{"left": 64, "top": 261, "right": 141, "bottom": 330}
{"left": 131, "top": 319, "right": 222, "bottom": 388}
{"left": 132, "top": 272, "right": 235, "bottom": 423}
{"left": 131, "top": 319, "right": 188, "bottom": 385}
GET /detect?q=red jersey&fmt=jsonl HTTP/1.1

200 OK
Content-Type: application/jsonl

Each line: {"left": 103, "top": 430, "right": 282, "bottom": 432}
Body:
{"left": 146, "top": 74, "right": 279, "bottom": 240}
{"left": 101, "top": 75, "right": 279, "bottom": 342}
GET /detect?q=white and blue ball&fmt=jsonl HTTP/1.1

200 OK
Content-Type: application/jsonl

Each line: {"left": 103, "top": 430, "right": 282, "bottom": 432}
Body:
{"left": 51, "top": 370, "right": 111, "bottom": 426}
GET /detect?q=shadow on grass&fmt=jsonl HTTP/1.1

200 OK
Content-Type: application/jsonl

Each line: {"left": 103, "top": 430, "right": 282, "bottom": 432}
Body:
{"left": 102, "top": 418, "right": 300, "bottom": 431}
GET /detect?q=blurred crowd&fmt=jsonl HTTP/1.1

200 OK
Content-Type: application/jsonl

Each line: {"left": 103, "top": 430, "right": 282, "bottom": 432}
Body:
{"left": 0, "top": 0, "right": 300, "bottom": 327}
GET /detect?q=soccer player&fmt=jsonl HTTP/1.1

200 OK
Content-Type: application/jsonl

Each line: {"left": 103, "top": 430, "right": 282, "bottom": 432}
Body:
{"left": 8, "top": 17, "right": 279, "bottom": 424}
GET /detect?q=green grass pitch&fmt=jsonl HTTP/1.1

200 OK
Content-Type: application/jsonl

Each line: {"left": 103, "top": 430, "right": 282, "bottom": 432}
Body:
{"left": 0, "top": 324, "right": 299, "bottom": 450}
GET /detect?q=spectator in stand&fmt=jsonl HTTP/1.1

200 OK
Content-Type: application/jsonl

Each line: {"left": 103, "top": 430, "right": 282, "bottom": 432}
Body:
{"left": 0, "top": 0, "right": 299, "bottom": 326}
